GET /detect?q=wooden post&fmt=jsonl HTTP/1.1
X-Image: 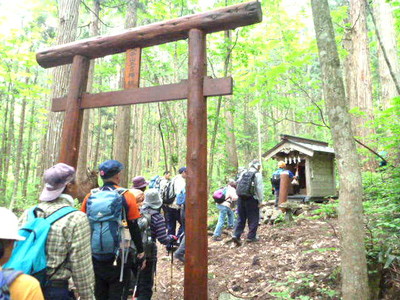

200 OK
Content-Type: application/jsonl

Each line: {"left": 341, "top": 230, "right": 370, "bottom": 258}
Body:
{"left": 185, "top": 28, "right": 207, "bottom": 300}
{"left": 59, "top": 55, "right": 90, "bottom": 168}
{"left": 278, "top": 172, "right": 290, "bottom": 212}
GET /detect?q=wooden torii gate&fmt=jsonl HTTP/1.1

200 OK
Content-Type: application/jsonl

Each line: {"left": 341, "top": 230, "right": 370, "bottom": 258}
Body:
{"left": 36, "top": 2, "right": 262, "bottom": 298}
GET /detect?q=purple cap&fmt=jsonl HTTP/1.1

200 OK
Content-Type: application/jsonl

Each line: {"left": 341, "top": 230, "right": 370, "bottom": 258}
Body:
{"left": 132, "top": 176, "right": 149, "bottom": 189}
{"left": 39, "top": 163, "right": 75, "bottom": 201}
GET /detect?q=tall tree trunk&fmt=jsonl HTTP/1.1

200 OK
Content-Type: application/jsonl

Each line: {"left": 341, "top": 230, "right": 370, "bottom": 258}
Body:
{"left": 39, "top": 0, "right": 81, "bottom": 176}
{"left": 114, "top": 0, "right": 138, "bottom": 186}
{"left": 9, "top": 95, "right": 27, "bottom": 209}
{"left": 344, "top": 0, "right": 376, "bottom": 170}
{"left": 77, "top": 0, "right": 100, "bottom": 182}
{"left": 311, "top": 1, "right": 369, "bottom": 299}
{"left": 373, "top": 0, "right": 400, "bottom": 109}
{"left": 22, "top": 104, "right": 36, "bottom": 199}
{"left": 1, "top": 93, "right": 16, "bottom": 205}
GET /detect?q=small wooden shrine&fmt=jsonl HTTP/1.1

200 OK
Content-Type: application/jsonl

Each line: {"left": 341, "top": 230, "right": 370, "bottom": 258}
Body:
{"left": 263, "top": 134, "right": 337, "bottom": 201}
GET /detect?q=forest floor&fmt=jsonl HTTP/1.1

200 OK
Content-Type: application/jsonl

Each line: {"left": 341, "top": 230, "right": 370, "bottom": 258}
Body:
{"left": 153, "top": 205, "right": 343, "bottom": 299}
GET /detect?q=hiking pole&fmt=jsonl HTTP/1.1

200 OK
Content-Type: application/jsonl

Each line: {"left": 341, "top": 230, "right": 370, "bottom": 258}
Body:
{"left": 132, "top": 265, "right": 141, "bottom": 300}
{"left": 170, "top": 249, "right": 174, "bottom": 300}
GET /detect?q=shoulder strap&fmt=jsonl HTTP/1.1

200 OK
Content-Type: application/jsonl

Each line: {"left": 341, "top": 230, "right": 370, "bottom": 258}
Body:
{"left": 45, "top": 206, "right": 77, "bottom": 225}
{"left": 0, "top": 269, "right": 22, "bottom": 294}
{"left": 27, "top": 206, "right": 38, "bottom": 222}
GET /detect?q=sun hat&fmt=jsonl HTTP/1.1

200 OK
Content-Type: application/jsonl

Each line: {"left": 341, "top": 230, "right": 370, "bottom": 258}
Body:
{"left": 0, "top": 207, "right": 25, "bottom": 241}
{"left": 278, "top": 161, "right": 286, "bottom": 168}
{"left": 39, "top": 163, "right": 75, "bottom": 201}
{"left": 178, "top": 166, "right": 187, "bottom": 174}
{"left": 132, "top": 176, "right": 149, "bottom": 189}
{"left": 143, "top": 189, "right": 162, "bottom": 209}
{"left": 99, "top": 160, "right": 124, "bottom": 179}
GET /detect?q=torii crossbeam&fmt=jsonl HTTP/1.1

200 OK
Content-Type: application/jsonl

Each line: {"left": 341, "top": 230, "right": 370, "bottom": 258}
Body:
{"left": 37, "top": 2, "right": 262, "bottom": 298}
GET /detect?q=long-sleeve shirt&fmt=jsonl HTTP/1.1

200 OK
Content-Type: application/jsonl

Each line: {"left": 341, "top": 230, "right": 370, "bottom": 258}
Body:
{"left": 20, "top": 195, "right": 95, "bottom": 300}
{"left": 140, "top": 207, "right": 175, "bottom": 259}
{"left": 165, "top": 174, "right": 185, "bottom": 209}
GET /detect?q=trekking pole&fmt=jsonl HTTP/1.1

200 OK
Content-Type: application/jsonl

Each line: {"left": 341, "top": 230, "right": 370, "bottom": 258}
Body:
{"left": 132, "top": 265, "right": 141, "bottom": 300}
{"left": 170, "top": 249, "right": 174, "bottom": 300}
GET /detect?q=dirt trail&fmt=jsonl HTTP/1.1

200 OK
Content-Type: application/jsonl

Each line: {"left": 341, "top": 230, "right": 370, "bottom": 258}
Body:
{"left": 153, "top": 216, "right": 341, "bottom": 299}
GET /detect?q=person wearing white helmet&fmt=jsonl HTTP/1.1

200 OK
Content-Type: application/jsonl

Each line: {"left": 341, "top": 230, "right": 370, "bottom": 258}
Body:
{"left": 0, "top": 207, "right": 44, "bottom": 300}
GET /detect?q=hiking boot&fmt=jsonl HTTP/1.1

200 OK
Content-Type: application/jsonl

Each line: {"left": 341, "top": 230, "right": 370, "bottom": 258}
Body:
{"left": 212, "top": 236, "right": 223, "bottom": 241}
{"left": 231, "top": 236, "right": 242, "bottom": 246}
{"left": 246, "top": 237, "right": 259, "bottom": 243}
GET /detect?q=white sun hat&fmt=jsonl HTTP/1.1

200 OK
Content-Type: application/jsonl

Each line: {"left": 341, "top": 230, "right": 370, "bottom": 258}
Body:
{"left": 0, "top": 207, "right": 25, "bottom": 241}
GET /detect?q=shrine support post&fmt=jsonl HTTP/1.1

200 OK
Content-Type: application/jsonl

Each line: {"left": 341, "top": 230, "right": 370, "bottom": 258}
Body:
{"left": 59, "top": 55, "right": 90, "bottom": 168}
{"left": 185, "top": 29, "right": 208, "bottom": 299}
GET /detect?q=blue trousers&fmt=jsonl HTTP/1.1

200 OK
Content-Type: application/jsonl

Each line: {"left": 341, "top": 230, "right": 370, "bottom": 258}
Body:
{"left": 164, "top": 206, "right": 183, "bottom": 236}
{"left": 213, "top": 204, "right": 235, "bottom": 237}
{"left": 43, "top": 286, "right": 73, "bottom": 300}
{"left": 233, "top": 197, "right": 260, "bottom": 240}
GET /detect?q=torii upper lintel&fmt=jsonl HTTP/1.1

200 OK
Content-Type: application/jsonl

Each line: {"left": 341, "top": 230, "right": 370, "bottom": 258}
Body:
{"left": 36, "top": 1, "right": 262, "bottom": 68}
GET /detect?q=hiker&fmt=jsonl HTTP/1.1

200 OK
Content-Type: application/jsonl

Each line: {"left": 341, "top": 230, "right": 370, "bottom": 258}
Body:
{"left": 232, "top": 159, "right": 264, "bottom": 245}
{"left": 130, "top": 176, "right": 149, "bottom": 206}
{"left": 0, "top": 207, "right": 44, "bottom": 300}
{"left": 81, "top": 160, "right": 145, "bottom": 300}
{"left": 133, "top": 189, "right": 178, "bottom": 299}
{"left": 162, "top": 167, "right": 186, "bottom": 236}
{"left": 271, "top": 161, "right": 297, "bottom": 209}
{"left": 159, "top": 171, "right": 171, "bottom": 195}
{"left": 10, "top": 163, "right": 95, "bottom": 299}
{"left": 212, "top": 180, "right": 238, "bottom": 241}
{"left": 174, "top": 186, "right": 186, "bottom": 262}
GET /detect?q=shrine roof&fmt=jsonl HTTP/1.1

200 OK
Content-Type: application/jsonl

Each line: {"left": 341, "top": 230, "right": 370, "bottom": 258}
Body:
{"left": 262, "top": 134, "right": 335, "bottom": 160}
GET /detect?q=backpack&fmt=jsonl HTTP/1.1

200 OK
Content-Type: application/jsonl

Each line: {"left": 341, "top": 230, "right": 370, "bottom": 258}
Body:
{"left": 4, "top": 206, "right": 76, "bottom": 286}
{"left": 132, "top": 208, "right": 156, "bottom": 258}
{"left": 236, "top": 170, "right": 256, "bottom": 198}
{"left": 87, "top": 188, "right": 127, "bottom": 261}
{"left": 162, "top": 179, "right": 176, "bottom": 205}
{"left": 176, "top": 188, "right": 186, "bottom": 206}
{"left": 212, "top": 187, "right": 226, "bottom": 204}
{"left": 149, "top": 175, "right": 161, "bottom": 190}
{"left": 271, "top": 170, "right": 282, "bottom": 189}
{"left": 0, "top": 269, "right": 23, "bottom": 300}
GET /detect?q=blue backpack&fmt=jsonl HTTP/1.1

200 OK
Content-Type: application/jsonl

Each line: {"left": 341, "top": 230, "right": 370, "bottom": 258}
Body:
{"left": 176, "top": 188, "right": 186, "bottom": 206}
{"left": 87, "top": 188, "right": 127, "bottom": 261}
{"left": 0, "top": 269, "right": 23, "bottom": 300}
{"left": 149, "top": 175, "right": 161, "bottom": 190}
{"left": 4, "top": 206, "right": 76, "bottom": 285}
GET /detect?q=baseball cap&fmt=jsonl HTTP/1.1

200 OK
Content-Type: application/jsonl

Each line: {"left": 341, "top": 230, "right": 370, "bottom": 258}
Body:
{"left": 99, "top": 160, "right": 124, "bottom": 179}
{"left": 178, "top": 166, "right": 187, "bottom": 174}
{"left": 0, "top": 207, "right": 25, "bottom": 241}
{"left": 39, "top": 163, "right": 75, "bottom": 201}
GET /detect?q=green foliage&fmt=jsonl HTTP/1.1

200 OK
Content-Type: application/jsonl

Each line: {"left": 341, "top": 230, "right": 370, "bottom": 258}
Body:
{"left": 363, "top": 167, "right": 400, "bottom": 270}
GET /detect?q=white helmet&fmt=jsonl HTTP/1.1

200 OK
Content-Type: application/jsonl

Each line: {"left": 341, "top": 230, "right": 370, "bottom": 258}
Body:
{"left": 0, "top": 207, "right": 25, "bottom": 241}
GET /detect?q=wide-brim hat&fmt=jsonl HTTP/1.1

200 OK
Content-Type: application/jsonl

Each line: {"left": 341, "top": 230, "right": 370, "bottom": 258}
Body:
{"left": 39, "top": 163, "right": 75, "bottom": 201}
{"left": 143, "top": 189, "right": 162, "bottom": 209}
{"left": 132, "top": 176, "right": 149, "bottom": 189}
{"left": 0, "top": 208, "right": 25, "bottom": 241}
